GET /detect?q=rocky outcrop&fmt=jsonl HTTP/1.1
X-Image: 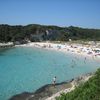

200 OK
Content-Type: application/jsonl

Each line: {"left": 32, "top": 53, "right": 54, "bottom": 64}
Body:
{"left": 30, "top": 29, "right": 61, "bottom": 42}
{"left": 9, "top": 81, "right": 72, "bottom": 100}
{"left": 9, "top": 73, "right": 93, "bottom": 100}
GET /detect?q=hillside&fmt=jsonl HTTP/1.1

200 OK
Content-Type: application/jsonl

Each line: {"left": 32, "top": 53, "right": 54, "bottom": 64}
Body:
{"left": 0, "top": 24, "right": 100, "bottom": 43}
{"left": 56, "top": 68, "right": 100, "bottom": 100}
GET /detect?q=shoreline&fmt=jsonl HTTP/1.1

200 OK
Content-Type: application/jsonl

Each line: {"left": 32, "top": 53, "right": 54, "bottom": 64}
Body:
{"left": 0, "top": 42, "right": 14, "bottom": 48}
{"left": 46, "top": 73, "right": 93, "bottom": 100}
{"left": 9, "top": 72, "right": 93, "bottom": 100}
{"left": 15, "top": 42, "right": 100, "bottom": 61}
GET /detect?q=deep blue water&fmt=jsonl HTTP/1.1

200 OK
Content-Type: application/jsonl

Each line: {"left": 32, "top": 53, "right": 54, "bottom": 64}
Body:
{"left": 0, "top": 47, "right": 100, "bottom": 100}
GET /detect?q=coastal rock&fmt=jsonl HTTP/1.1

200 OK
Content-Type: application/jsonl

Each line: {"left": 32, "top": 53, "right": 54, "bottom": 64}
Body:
{"left": 9, "top": 92, "right": 33, "bottom": 100}
{"left": 9, "top": 82, "right": 72, "bottom": 100}
{"left": 9, "top": 73, "right": 93, "bottom": 100}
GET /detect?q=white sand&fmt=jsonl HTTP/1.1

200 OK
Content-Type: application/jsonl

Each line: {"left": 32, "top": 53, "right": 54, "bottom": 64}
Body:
{"left": 16, "top": 42, "right": 100, "bottom": 60}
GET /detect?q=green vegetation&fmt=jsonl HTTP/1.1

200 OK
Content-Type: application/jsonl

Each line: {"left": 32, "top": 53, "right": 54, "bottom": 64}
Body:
{"left": 0, "top": 24, "right": 100, "bottom": 43}
{"left": 56, "top": 68, "right": 100, "bottom": 100}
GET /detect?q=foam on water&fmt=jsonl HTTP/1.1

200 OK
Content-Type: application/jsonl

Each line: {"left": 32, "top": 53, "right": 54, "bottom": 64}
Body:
{"left": 0, "top": 47, "right": 100, "bottom": 100}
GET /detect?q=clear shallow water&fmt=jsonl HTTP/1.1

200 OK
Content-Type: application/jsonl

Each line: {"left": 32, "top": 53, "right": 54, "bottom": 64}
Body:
{"left": 0, "top": 47, "right": 100, "bottom": 100}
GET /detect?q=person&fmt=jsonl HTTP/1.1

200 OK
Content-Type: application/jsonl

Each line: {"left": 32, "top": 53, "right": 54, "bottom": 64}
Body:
{"left": 52, "top": 76, "right": 56, "bottom": 87}
{"left": 84, "top": 57, "right": 86, "bottom": 63}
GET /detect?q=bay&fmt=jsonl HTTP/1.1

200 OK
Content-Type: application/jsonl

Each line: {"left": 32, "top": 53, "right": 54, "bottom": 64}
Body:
{"left": 0, "top": 47, "right": 100, "bottom": 100}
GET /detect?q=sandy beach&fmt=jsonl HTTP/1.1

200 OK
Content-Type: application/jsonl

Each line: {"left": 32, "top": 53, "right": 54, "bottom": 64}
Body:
{"left": 16, "top": 42, "right": 100, "bottom": 60}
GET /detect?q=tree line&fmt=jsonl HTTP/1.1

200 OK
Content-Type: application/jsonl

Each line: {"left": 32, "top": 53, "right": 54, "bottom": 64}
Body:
{"left": 0, "top": 24, "right": 100, "bottom": 43}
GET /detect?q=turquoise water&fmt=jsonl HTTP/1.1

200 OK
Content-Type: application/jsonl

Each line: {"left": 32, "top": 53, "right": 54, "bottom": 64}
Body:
{"left": 0, "top": 47, "right": 100, "bottom": 100}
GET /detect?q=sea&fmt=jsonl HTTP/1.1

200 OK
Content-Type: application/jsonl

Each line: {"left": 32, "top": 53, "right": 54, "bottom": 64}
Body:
{"left": 0, "top": 46, "right": 100, "bottom": 100}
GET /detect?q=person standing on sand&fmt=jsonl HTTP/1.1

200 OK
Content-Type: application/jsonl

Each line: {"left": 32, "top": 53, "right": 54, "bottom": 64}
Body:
{"left": 53, "top": 76, "right": 56, "bottom": 87}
